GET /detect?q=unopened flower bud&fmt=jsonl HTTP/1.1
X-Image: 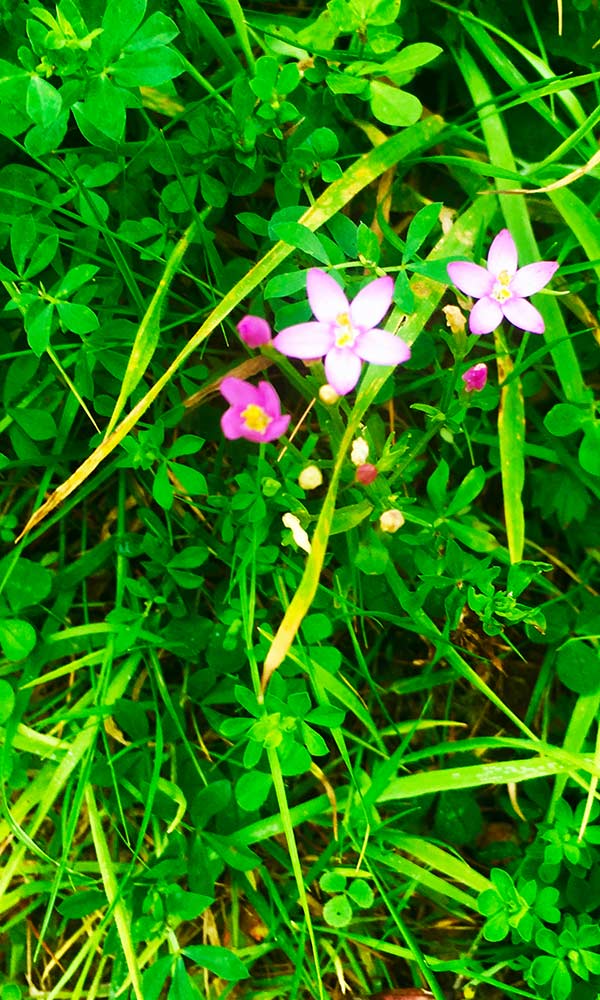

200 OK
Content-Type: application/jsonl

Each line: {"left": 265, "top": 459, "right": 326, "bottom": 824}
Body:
{"left": 351, "top": 436, "right": 369, "bottom": 466}
{"left": 380, "top": 508, "right": 405, "bottom": 533}
{"left": 319, "top": 384, "right": 339, "bottom": 405}
{"left": 355, "top": 463, "right": 378, "bottom": 485}
{"left": 237, "top": 314, "right": 272, "bottom": 347}
{"left": 462, "top": 362, "right": 488, "bottom": 393}
{"left": 298, "top": 465, "right": 323, "bottom": 490}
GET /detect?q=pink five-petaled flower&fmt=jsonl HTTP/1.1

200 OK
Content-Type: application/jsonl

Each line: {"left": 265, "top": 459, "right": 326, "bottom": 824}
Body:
{"left": 447, "top": 229, "right": 558, "bottom": 335}
{"left": 237, "top": 314, "right": 272, "bottom": 347}
{"left": 462, "top": 362, "right": 488, "bottom": 393}
{"left": 220, "top": 377, "right": 290, "bottom": 443}
{"left": 271, "top": 268, "right": 410, "bottom": 396}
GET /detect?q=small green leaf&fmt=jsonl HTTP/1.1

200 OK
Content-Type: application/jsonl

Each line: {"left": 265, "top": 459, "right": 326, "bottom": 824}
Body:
{"left": 57, "top": 301, "right": 99, "bottom": 334}
{"left": 235, "top": 771, "right": 272, "bottom": 811}
{"left": 12, "top": 407, "right": 57, "bottom": 440}
{"left": 319, "top": 871, "right": 347, "bottom": 893}
{"left": 323, "top": 894, "right": 353, "bottom": 928}
{"left": 544, "top": 403, "right": 585, "bottom": 437}
{"left": 182, "top": 946, "right": 249, "bottom": 981}
{"left": 112, "top": 46, "right": 184, "bottom": 87}
{"left": 102, "top": 0, "right": 147, "bottom": 59}
{"left": 26, "top": 76, "right": 62, "bottom": 127}
{"left": 0, "top": 680, "right": 15, "bottom": 724}
{"left": 555, "top": 642, "right": 600, "bottom": 695}
{"left": 369, "top": 81, "right": 422, "bottom": 126}
{"left": 579, "top": 425, "right": 600, "bottom": 476}
{"left": 347, "top": 879, "right": 374, "bottom": 908}
{"left": 169, "top": 463, "right": 207, "bottom": 496}
{"left": 0, "top": 618, "right": 36, "bottom": 660}
{"left": 268, "top": 221, "right": 331, "bottom": 265}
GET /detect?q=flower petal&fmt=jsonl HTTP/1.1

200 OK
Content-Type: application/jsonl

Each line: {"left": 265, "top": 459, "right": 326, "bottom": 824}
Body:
{"left": 256, "top": 380, "right": 281, "bottom": 416}
{"left": 306, "top": 269, "right": 348, "bottom": 322}
{"left": 221, "top": 408, "right": 244, "bottom": 440}
{"left": 487, "top": 229, "right": 518, "bottom": 277}
{"left": 354, "top": 328, "right": 411, "bottom": 365}
{"left": 502, "top": 296, "right": 545, "bottom": 334}
{"left": 349, "top": 276, "right": 394, "bottom": 329}
{"left": 469, "top": 296, "right": 503, "bottom": 335}
{"left": 510, "top": 260, "right": 558, "bottom": 297}
{"left": 264, "top": 414, "right": 291, "bottom": 441}
{"left": 447, "top": 261, "right": 494, "bottom": 298}
{"left": 272, "top": 322, "right": 334, "bottom": 359}
{"left": 220, "top": 376, "right": 257, "bottom": 406}
{"left": 324, "top": 347, "right": 362, "bottom": 395}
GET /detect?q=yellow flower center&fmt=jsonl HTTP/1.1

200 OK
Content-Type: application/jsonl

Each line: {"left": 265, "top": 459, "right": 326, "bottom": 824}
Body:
{"left": 241, "top": 403, "right": 272, "bottom": 433}
{"left": 492, "top": 269, "right": 512, "bottom": 303}
{"left": 335, "top": 311, "right": 357, "bottom": 348}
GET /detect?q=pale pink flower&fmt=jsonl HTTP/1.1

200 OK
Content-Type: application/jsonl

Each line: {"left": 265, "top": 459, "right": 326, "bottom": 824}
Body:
{"left": 271, "top": 269, "right": 410, "bottom": 395}
{"left": 462, "top": 363, "right": 488, "bottom": 392}
{"left": 237, "top": 315, "right": 272, "bottom": 347}
{"left": 220, "top": 377, "right": 290, "bottom": 443}
{"left": 447, "top": 229, "right": 558, "bottom": 335}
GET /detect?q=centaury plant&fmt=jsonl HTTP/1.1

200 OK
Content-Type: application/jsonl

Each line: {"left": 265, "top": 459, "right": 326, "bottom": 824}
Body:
{"left": 0, "top": 2, "right": 599, "bottom": 1000}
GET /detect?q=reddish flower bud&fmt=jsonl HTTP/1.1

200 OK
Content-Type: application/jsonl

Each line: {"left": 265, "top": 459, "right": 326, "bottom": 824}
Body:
{"left": 355, "top": 463, "right": 378, "bottom": 485}
{"left": 237, "top": 315, "right": 272, "bottom": 347}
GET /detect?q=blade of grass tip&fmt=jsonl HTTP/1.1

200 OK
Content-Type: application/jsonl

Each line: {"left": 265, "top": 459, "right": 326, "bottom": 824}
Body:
{"left": 104, "top": 222, "right": 196, "bottom": 438}
{"left": 452, "top": 9, "right": 588, "bottom": 126}
{"left": 219, "top": 0, "right": 255, "bottom": 69}
{"left": 17, "top": 115, "right": 445, "bottom": 541}
{"left": 261, "top": 196, "right": 496, "bottom": 694}
{"left": 495, "top": 326, "right": 525, "bottom": 563}
{"left": 85, "top": 784, "right": 144, "bottom": 1000}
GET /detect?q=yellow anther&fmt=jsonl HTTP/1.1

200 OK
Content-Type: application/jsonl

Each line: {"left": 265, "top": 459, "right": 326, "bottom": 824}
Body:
{"left": 241, "top": 404, "right": 272, "bottom": 433}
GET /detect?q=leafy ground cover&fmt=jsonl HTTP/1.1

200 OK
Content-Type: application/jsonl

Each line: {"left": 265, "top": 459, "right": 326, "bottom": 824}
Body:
{"left": 1, "top": 0, "right": 600, "bottom": 999}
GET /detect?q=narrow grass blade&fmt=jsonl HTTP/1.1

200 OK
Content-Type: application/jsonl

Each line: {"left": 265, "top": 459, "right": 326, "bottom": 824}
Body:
{"left": 104, "top": 222, "right": 196, "bottom": 438}
{"left": 17, "top": 115, "right": 445, "bottom": 540}
{"left": 495, "top": 327, "right": 525, "bottom": 562}
{"left": 85, "top": 785, "right": 144, "bottom": 1000}
{"left": 219, "top": 0, "right": 255, "bottom": 69}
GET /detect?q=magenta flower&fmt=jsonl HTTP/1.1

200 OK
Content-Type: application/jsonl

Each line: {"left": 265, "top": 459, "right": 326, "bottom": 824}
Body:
{"left": 447, "top": 229, "right": 558, "bottom": 335}
{"left": 220, "top": 377, "right": 290, "bottom": 443}
{"left": 462, "top": 362, "right": 488, "bottom": 392}
{"left": 271, "top": 269, "right": 410, "bottom": 395}
{"left": 237, "top": 314, "right": 272, "bottom": 347}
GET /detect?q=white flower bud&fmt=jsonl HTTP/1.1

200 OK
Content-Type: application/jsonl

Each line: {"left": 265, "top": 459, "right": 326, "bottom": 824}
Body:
{"left": 350, "top": 437, "right": 369, "bottom": 466}
{"left": 379, "top": 509, "right": 405, "bottom": 533}
{"left": 319, "top": 384, "right": 339, "bottom": 405}
{"left": 298, "top": 465, "right": 323, "bottom": 490}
